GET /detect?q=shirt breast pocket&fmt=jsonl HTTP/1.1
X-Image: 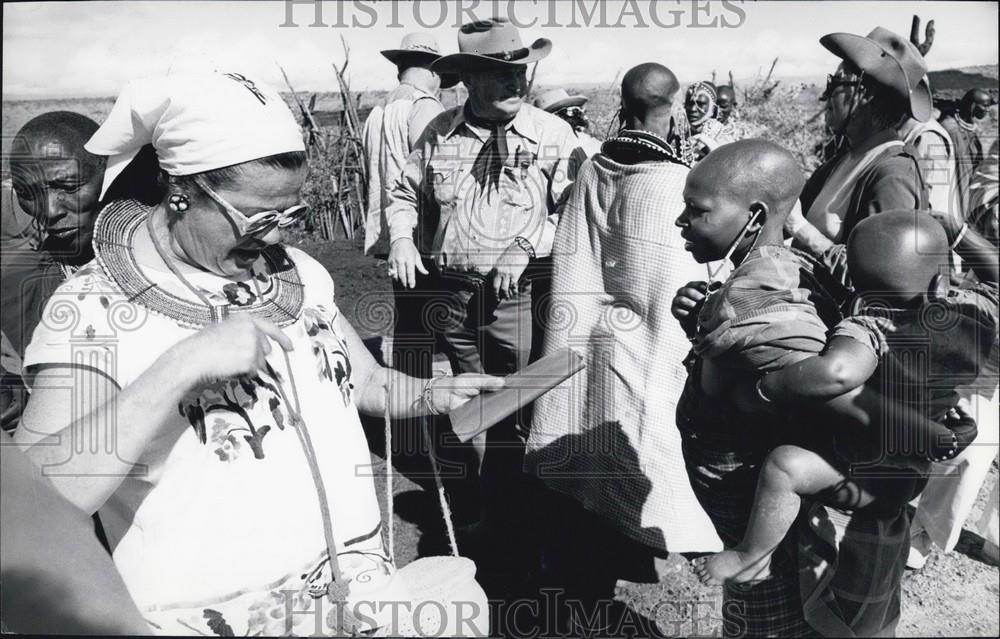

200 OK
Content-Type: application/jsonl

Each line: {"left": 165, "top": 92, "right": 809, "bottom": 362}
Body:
{"left": 429, "top": 166, "right": 462, "bottom": 208}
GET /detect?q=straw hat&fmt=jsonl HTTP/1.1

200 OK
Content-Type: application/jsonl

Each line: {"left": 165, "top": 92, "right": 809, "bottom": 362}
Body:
{"left": 432, "top": 17, "right": 551, "bottom": 75}
{"left": 380, "top": 32, "right": 458, "bottom": 89}
{"left": 821, "top": 26, "right": 932, "bottom": 122}
{"left": 532, "top": 88, "right": 588, "bottom": 113}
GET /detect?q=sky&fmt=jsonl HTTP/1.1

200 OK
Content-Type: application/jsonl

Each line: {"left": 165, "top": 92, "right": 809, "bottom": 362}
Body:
{"left": 3, "top": 0, "right": 998, "bottom": 99}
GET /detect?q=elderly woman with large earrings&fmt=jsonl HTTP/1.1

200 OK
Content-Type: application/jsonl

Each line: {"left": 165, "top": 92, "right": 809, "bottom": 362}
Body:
{"left": 14, "top": 72, "right": 498, "bottom": 636}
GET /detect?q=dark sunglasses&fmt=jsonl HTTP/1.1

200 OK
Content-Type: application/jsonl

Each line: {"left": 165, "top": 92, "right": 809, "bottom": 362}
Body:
{"left": 820, "top": 74, "right": 861, "bottom": 102}
{"left": 193, "top": 175, "right": 309, "bottom": 238}
{"left": 557, "top": 105, "right": 586, "bottom": 118}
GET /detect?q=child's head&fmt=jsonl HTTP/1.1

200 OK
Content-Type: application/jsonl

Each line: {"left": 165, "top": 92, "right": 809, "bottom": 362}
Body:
{"left": 676, "top": 139, "right": 804, "bottom": 264}
{"left": 847, "top": 210, "right": 950, "bottom": 305}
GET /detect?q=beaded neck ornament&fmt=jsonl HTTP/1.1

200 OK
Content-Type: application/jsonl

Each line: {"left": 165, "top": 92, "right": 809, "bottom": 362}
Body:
{"left": 601, "top": 129, "right": 688, "bottom": 167}
{"left": 92, "top": 199, "right": 304, "bottom": 328}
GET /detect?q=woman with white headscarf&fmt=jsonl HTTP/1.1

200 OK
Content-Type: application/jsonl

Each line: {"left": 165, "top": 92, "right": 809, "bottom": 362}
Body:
{"left": 14, "top": 72, "right": 497, "bottom": 636}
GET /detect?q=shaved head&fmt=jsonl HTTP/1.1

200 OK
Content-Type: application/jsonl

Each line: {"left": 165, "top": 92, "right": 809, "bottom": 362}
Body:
{"left": 620, "top": 63, "right": 679, "bottom": 138}
{"left": 677, "top": 139, "right": 804, "bottom": 263}
{"left": 960, "top": 88, "right": 993, "bottom": 122}
{"left": 693, "top": 139, "right": 805, "bottom": 216}
{"left": 847, "top": 210, "right": 949, "bottom": 300}
{"left": 11, "top": 111, "right": 100, "bottom": 166}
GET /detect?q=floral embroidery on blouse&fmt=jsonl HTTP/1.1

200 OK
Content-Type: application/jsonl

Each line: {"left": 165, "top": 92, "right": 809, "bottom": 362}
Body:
{"left": 178, "top": 375, "right": 286, "bottom": 461}
{"left": 303, "top": 306, "right": 354, "bottom": 407}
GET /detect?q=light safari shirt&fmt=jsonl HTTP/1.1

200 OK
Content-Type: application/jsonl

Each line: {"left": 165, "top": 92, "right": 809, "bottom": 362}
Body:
{"left": 385, "top": 103, "right": 579, "bottom": 274}
{"left": 361, "top": 83, "right": 443, "bottom": 256}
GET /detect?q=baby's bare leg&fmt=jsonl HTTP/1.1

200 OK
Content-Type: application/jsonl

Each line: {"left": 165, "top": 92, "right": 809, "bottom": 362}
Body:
{"left": 694, "top": 445, "right": 859, "bottom": 585}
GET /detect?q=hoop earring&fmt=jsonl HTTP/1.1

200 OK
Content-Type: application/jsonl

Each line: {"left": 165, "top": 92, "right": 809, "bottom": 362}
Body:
{"left": 168, "top": 193, "right": 190, "bottom": 213}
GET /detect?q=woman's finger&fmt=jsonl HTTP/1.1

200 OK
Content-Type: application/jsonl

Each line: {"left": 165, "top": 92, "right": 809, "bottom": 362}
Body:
{"left": 252, "top": 318, "right": 294, "bottom": 352}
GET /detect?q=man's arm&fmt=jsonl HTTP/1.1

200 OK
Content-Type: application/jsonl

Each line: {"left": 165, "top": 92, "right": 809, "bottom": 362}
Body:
{"left": 491, "top": 120, "right": 580, "bottom": 299}
{"left": 386, "top": 141, "right": 431, "bottom": 289}
{"left": 535, "top": 124, "right": 582, "bottom": 258}
{"left": 407, "top": 97, "right": 444, "bottom": 150}
{"left": 930, "top": 209, "right": 1000, "bottom": 284}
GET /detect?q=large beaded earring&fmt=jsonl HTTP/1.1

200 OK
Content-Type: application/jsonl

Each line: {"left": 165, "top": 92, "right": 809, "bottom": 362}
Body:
{"left": 168, "top": 193, "right": 190, "bottom": 213}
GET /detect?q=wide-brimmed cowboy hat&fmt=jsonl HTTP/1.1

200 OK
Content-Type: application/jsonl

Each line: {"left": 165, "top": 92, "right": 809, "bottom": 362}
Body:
{"left": 431, "top": 17, "right": 552, "bottom": 75}
{"left": 380, "top": 32, "right": 459, "bottom": 88}
{"left": 821, "top": 26, "right": 932, "bottom": 122}
{"left": 532, "top": 88, "right": 588, "bottom": 113}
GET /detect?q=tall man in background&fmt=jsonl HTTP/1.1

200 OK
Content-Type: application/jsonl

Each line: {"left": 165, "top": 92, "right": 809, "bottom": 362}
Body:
{"left": 362, "top": 32, "right": 457, "bottom": 379}
{"left": 385, "top": 18, "right": 578, "bottom": 585}
{"left": 527, "top": 62, "right": 722, "bottom": 635}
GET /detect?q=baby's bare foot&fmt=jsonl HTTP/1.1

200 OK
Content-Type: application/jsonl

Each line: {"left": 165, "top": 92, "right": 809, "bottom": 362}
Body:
{"left": 693, "top": 550, "right": 773, "bottom": 586}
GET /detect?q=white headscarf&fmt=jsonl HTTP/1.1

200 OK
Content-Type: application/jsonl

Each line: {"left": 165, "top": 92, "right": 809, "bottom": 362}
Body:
{"left": 86, "top": 72, "right": 305, "bottom": 199}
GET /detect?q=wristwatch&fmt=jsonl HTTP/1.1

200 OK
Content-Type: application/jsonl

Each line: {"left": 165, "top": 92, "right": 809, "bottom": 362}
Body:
{"left": 514, "top": 236, "right": 536, "bottom": 259}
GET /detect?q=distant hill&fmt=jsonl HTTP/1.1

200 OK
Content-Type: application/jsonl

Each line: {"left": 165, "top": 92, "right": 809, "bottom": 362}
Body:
{"left": 928, "top": 64, "right": 998, "bottom": 97}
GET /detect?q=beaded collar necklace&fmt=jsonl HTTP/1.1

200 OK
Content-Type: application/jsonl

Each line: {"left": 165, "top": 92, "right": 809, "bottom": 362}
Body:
{"left": 602, "top": 129, "right": 688, "bottom": 167}
{"left": 955, "top": 116, "right": 978, "bottom": 132}
{"left": 92, "top": 199, "right": 304, "bottom": 328}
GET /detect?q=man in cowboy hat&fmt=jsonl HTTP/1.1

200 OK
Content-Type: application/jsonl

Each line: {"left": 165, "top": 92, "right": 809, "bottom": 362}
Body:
{"left": 787, "top": 26, "right": 931, "bottom": 257}
{"left": 790, "top": 27, "right": 994, "bottom": 274}
{"left": 362, "top": 32, "right": 457, "bottom": 258}
{"left": 778, "top": 25, "right": 998, "bottom": 638}
{"left": 384, "top": 17, "right": 579, "bottom": 570}
{"left": 532, "top": 87, "right": 602, "bottom": 159}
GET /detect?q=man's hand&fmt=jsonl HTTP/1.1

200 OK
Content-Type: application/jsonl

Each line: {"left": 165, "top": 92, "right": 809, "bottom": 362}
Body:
{"left": 490, "top": 242, "right": 531, "bottom": 300}
{"left": 910, "top": 15, "right": 935, "bottom": 57}
{"left": 176, "top": 316, "right": 294, "bottom": 386}
{"left": 428, "top": 373, "right": 506, "bottom": 414}
{"left": 388, "top": 237, "right": 428, "bottom": 289}
{"left": 671, "top": 280, "right": 709, "bottom": 338}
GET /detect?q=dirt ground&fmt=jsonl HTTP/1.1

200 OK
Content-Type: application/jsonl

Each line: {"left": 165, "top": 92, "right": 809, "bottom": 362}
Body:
{"left": 303, "top": 237, "right": 999, "bottom": 638}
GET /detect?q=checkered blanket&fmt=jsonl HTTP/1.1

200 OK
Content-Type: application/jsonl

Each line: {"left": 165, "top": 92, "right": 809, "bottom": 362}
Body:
{"left": 525, "top": 152, "right": 722, "bottom": 554}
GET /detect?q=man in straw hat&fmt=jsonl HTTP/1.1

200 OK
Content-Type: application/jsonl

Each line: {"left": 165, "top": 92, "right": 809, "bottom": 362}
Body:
{"left": 532, "top": 87, "right": 603, "bottom": 160}
{"left": 384, "top": 17, "right": 579, "bottom": 582}
{"left": 363, "top": 32, "right": 457, "bottom": 258}
{"left": 362, "top": 31, "right": 456, "bottom": 398}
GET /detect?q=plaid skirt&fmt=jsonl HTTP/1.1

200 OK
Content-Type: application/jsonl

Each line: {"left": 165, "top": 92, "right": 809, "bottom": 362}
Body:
{"left": 680, "top": 421, "right": 913, "bottom": 638}
{"left": 681, "top": 433, "right": 815, "bottom": 638}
